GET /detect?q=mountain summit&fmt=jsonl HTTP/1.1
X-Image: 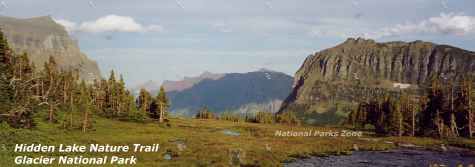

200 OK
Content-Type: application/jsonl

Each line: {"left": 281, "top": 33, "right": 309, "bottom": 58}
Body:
{"left": 279, "top": 38, "right": 475, "bottom": 124}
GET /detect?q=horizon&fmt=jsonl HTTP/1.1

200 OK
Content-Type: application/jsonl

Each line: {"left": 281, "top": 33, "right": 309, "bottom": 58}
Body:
{"left": 0, "top": 0, "right": 474, "bottom": 85}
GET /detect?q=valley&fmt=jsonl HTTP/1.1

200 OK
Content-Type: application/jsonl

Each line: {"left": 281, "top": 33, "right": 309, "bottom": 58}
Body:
{"left": 2, "top": 116, "right": 474, "bottom": 166}
{"left": 0, "top": 13, "right": 475, "bottom": 167}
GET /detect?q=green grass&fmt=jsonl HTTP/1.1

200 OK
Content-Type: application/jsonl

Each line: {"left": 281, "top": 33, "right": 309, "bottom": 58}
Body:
{"left": 1, "top": 116, "right": 473, "bottom": 166}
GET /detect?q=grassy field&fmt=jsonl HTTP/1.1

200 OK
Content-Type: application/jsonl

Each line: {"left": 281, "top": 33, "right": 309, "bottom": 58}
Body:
{"left": 1, "top": 116, "right": 474, "bottom": 167}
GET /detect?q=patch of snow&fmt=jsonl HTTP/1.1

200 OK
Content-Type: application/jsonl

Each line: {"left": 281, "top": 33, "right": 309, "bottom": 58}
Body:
{"left": 393, "top": 83, "right": 411, "bottom": 89}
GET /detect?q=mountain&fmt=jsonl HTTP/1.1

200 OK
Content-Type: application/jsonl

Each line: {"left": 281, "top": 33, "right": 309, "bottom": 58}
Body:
{"left": 167, "top": 69, "right": 293, "bottom": 116}
{"left": 163, "top": 71, "right": 225, "bottom": 93}
{"left": 133, "top": 71, "right": 225, "bottom": 95}
{"left": 279, "top": 38, "right": 475, "bottom": 125}
{"left": 0, "top": 15, "right": 101, "bottom": 80}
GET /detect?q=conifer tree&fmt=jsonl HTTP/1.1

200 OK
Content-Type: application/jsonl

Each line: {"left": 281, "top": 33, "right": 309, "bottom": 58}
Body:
{"left": 42, "top": 56, "right": 62, "bottom": 123}
{"left": 137, "top": 88, "right": 152, "bottom": 114}
{"left": 78, "top": 80, "right": 92, "bottom": 132}
{"left": 0, "top": 30, "right": 14, "bottom": 115}
{"left": 156, "top": 86, "right": 170, "bottom": 123}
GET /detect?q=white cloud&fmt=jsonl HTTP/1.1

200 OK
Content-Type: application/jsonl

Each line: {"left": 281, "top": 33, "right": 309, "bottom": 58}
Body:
{"left": 308, "top": 28, "right": 349, "bottom": 38}
{"left": 54, "top": 15, "right": 163, "bottom": 33}
{"left": 53, "top": 18, "right": 77, "bottom": 32}
{"left": 365, "top": 13, "right": 475, "bottom": 38}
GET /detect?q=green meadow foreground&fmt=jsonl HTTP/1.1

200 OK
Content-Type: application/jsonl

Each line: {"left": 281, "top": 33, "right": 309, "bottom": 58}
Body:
{"left": 1, "top": 117, "right": 474, "bottom": 167}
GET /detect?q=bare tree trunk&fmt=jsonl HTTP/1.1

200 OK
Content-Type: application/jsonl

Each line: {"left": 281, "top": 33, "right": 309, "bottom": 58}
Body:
{"left": 399, "top": 110, "right": 403, "bottom": 137}
{"left": 412, "top": 102, "right": 415, "bottom": 137}
{"left": 82, "top": 110, "right": 88, "bottom": 133}
{"left": 159, "top": 102, "right": 164, "bottom": 123}
{"left": 48, "top": 103, "right": 54, "bottom": 123}
{"left": 469, "top": 81, "right": 473, "bottom": 138}
{"left": 436, "top": 110, "right": 442, "bottom": 138}
{"left": 451, "top": 113, "right": 459, "bottom": 137}
{"left": 70, "top": 95, "right": 74, "bottom": 128}
{"left": 450, "top": 84, "right": 458, "bottom": 137}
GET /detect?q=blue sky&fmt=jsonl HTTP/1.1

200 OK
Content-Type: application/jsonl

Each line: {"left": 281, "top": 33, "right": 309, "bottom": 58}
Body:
{"left": 1, "top": 0, "right": 475, "bottom": 86}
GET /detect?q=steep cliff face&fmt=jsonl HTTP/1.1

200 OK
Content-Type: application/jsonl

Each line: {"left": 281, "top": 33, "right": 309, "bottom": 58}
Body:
{"left": 0, "top": 15, "right": 101, "bottom": 80}
{"left": 280, "top": 38, "right": 475, "bottom": 124}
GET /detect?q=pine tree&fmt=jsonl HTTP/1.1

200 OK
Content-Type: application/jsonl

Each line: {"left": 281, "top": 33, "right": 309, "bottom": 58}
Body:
{"left": 156, "top": 86, "right": 170, "bottom": 123}
{"left": 384, "top": 98, "right": 401, "bottom": 136}
{"left": 117, "top": 75, "right": 128, "bottom": 117}
{"left": 196, "top": 106, "right": 214, "bottom": 119}
{"left": 78, "top": 81, "right": 92, "bottom": 132}
{"left": 41, "top": 56, "right": 61, "bottom": 123}
{"left": 0, "top": 30, "right": 14, "bottom": 115}
{"left": 137, "top": 88, "right": 152, "bottom": 114}
{"left": 127, "top": 91, "right": 144, "bottom": 122}
{"left": 105, "top": 70, "right": 117, "bottom": 117}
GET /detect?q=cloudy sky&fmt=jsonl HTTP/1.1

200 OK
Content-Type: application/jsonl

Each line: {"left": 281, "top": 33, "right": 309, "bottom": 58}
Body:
{"left": 1, "top": 0, "right": 475, "bottom": 86}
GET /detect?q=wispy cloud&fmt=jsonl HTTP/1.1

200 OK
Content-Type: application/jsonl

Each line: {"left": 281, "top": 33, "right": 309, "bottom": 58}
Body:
{"left": 54, "top": 15, "right": 163, "bottom": 33}
{"left": 0, "top": 1, "right": 7, "bottom": 11}
{"left": 365, "top": 13, "right": 475, "bottom": 38}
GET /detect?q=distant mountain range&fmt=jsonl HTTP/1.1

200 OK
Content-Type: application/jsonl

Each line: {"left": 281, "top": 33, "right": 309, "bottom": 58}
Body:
{"left": 133, "top": 71, "right": 225, "bottom": 95}
{"left": 0, "top": 15, "right": 101, "bottom": 80}
{"left": 135, "top": 69, "right": 293, "bottom": 116}
{"left": 279, "top": 38, "right": 475, "bottom": 125}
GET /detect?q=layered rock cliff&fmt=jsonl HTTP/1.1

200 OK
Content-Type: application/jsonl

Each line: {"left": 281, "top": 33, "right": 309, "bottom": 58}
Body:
{"left": 279, "top": 38, "right": 475, "bottom": 124}
{"left": 0, "top": 15, "right": 101, "bottom": 80}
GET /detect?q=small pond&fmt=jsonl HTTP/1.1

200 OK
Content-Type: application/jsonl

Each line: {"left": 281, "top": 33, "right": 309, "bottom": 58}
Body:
{"left": 284, "top": 149, "right": 475, "bottom": 167}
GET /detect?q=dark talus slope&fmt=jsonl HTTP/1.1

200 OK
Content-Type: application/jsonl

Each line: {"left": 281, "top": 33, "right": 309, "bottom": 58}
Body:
{"left": 0, "top": 15, "right": 101, "bottom": 80}
{"left": 168, "top": 70, "right": 293, "bottom": 116}
{"left": 279, "top": 38, "right": 475, "bottom": 124}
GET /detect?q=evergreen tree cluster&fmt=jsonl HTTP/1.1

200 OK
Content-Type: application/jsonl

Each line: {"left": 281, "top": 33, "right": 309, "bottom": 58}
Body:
{"left": 136, "top": 86, "right": 170, "bottom": 123}
{"left": 0, "top": 30, "right": 170, "bottom": 130}
{"left": 347, "top": 78, "right": 475, "bottom": 138}
{"left": 195, "top": 106, "right": 215, "bottom": 119}
{"left": 197, "top": 106, "right": 300, "bottom": 126}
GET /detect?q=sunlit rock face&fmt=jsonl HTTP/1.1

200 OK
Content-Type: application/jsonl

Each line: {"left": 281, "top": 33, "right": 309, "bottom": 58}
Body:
{"left": 0, "top": 15, "right": 101, "bottom": 81}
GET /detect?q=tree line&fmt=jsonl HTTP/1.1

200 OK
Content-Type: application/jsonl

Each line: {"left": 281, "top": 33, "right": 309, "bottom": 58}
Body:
{"left": 0, "top": 30, "right": 169, "bottom": 131}
{"left": 347, "top": 77, "right": 474, "bottom": 138}
{"left": 195, "top": 106, "right": 300, "bottom": 125}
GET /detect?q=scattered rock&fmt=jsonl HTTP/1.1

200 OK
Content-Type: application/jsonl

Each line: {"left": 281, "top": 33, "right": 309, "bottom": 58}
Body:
{"left": 440, "top": 144, "right": 448, "bottom": 152}
{"left": 352, "top": 144, "right": 359, "bottom": 151}
{"left": 223, "top": 129, "right": 240, "bottom": 136}
{"left": 265, "top": 144, "right": 272, "bottom": 152}
{"left": 396, "top": 142, "right": 418, "bottom": 148}
{"left": 163, "top": 153, "right": 172, "bottom": 160}
{"left": 384, "top": 141, "right": 394, "bottom": 144}
{"left": 170, "top": 139, "right": 187, "bottom": 152}
{"left": 229, "top": 148, "right": 245, "bottom": 166}
{"left": 163, "top": 149, "right": 178, "bottom": 160}
{"left": 177, "top": 143, "right": 187, "bottom": 152}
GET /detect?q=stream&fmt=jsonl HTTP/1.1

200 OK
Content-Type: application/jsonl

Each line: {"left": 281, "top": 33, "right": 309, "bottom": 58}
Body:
{"left": 284, "top": 148, "right": 475, "bottom": 167}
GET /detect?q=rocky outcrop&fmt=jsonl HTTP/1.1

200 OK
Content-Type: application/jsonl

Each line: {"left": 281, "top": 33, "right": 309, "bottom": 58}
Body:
{"left": 279, "top": 38, "right": 475, "bottom": 124}
{"left": 0, "top": 15, "right": 101, "bottom": 80}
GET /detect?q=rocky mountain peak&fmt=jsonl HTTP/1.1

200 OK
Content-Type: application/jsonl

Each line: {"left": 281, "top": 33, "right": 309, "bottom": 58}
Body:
{"left": 280, "top": 39, "right": 475, "bottom": 124}
{"left": 0, "top": 15, "right": 101, "bottom": 81}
